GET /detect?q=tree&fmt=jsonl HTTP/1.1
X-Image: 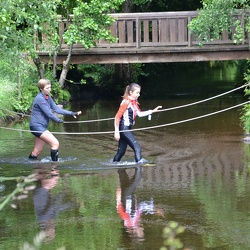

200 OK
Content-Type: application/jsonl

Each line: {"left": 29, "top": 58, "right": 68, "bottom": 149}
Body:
{"left": 188, "top": 0, "right": 250, "bottom": 133}
{"left": 188, "top": 0, "right": 250, "bottom": 44}
{"left": 0, "top": 0, "right": 124, "bottom": 104}
{"left": 131, "top": 0, "right": 201, "bottom": 12}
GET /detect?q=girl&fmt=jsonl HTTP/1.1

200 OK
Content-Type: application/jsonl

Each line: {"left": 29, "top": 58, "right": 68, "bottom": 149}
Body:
{"left": 29, "top": 79, "right": 81, "bottom": 161}
{"left": 113, "top": 83, "right": 162, "bottom": 163}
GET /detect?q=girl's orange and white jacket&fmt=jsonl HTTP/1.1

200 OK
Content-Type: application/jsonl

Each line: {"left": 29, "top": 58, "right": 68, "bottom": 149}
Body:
{"left": 114, "top": 97, "right": 152, "bottom": 129}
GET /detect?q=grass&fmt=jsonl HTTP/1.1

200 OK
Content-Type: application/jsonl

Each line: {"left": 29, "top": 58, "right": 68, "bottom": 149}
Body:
{"left": 0, "top": 78, "right": 17, "bottom": 119}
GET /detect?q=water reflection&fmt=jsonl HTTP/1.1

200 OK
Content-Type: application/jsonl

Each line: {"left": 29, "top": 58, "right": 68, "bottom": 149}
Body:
{"left": 116, "top": 166, "right": 164, "bottom": 243}
{"left": 33, "top": 164, "right": 72, "bottom": 241}
{"left": 2, "top": 96, "right": 250, "bottom": 249}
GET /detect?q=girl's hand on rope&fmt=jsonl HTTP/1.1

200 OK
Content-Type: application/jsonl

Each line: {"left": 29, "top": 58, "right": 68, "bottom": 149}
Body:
{"left": 152, "top": 106, "right": 162, "bottom": 113}
{"left": 73, "top": 111, "right": 82, "bottom": 118}
{"left": 114, "top": 130, "right": 120, "bottom": 141}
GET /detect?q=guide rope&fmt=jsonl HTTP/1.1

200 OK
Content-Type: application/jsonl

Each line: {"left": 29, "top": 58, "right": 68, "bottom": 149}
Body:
{"left": 0, "top": 100, "right": 249, "bottom": 135}
{"left": 61, "top": 83, "right": 250, "bottom": 123}
{"left": 0, "top": 83, "right": 248, "bottom": 124}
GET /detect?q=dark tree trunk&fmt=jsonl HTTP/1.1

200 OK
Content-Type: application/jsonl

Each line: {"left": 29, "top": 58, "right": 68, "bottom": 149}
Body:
{"left": 114, "top": 64, "right": 133, "bottom": 86}
{"left": 59, "top": 44, "right": 73, "bottom": 88}
{"left": 33, "top": 57, "right": 44, "bottom": 79}
{"left": 122, "top": 0, "right": 132, "bottom": 13}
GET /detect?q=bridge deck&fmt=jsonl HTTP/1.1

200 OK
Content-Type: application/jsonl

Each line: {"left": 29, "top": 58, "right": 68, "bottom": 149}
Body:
{"left": 37, "top": 45, "right": 249, "bottom": 64}
{"left": 36, "top": 11, "right": 250, "bottom": 64}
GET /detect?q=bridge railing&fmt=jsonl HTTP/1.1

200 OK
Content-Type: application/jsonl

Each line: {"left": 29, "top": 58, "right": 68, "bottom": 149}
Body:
{"left": 52, "top": 11, "right": 248, "bottom": 50}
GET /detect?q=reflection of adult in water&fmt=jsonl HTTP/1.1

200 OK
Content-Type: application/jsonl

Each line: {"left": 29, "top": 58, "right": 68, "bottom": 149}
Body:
{"left": 33, "top": 164, "right": 71, "bottom": 240}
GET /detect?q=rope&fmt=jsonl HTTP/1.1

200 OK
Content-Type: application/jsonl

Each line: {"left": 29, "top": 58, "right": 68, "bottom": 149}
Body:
{"left": 0, "top": 100, "right": 249, "bottom": 135}
{"left": 63, "top": 83, "right": 249, "bottom": 123}
{"left": 64, "top": 117, "right": 114, "bottom": 123}
{"left": 0, "top": 83, "right": 248, "bottom": 124}
{"left": 158, "top": 83, "right": 248, "bottom": 112}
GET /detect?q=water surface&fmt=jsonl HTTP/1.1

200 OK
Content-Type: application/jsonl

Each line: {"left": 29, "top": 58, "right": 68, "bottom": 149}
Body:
{"left": 1, "top": 93, "right": 250, "bottom": 250}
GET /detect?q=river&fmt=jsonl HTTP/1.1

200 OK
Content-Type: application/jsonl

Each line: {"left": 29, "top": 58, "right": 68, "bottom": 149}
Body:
{"left": 1, "top": 89, "right": 250, "bottom": 249}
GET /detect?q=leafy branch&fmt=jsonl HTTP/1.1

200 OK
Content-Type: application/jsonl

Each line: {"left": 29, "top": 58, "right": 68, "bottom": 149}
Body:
{"left": 0, "top": 174, "right": 36, "bottom": 210}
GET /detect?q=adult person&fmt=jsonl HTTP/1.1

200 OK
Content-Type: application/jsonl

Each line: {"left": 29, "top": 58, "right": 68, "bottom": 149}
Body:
{"left": 113, "top": 83, "right": 162, "bottom": 163}
{"left": 29, "top": 78, "right": 81, "bottom": 161}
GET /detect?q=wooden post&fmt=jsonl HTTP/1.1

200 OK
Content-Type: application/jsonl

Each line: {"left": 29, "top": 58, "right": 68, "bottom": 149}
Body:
{"left": 188, "top": 16, "right": 192, "bottom": 47}
{"left": 136, "top": 16, "right": 140, "bottom": 48}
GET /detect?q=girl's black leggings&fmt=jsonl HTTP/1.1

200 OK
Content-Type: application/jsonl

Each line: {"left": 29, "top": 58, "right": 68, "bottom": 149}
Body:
{"left": 113, "top": 125, "right": 142, "bottom": 162}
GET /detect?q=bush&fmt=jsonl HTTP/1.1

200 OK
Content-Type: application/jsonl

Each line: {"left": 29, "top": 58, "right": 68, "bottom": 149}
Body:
{"left": 0, "top": 78, "right": 17, "bottom": 119}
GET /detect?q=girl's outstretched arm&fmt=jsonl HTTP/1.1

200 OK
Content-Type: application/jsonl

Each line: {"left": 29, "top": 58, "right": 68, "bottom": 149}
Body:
{"left": 152, "top": 106, "right": 162, "bottom": 113}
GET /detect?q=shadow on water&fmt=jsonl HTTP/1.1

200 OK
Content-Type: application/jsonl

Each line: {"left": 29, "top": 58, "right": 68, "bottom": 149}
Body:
{"left": 1, "top": 77, "right": 250, "bottom": 249}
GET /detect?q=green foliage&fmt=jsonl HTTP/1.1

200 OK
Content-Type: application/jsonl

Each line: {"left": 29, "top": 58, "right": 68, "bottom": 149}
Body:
{"left": 0, "top": 0, "right": 126, "bottom": 113}
{"left": 78, "top": 64, "right": 115, "bottom": 86}
{"left": 188, "top": 0, "right": 250, "bottom": 134}
{"left": 130, "top": 63, "right": 147, "bottom": 81}
{"left": 76, "top": 63, "right": 145, "bottom": 95}
{"left": 188, "top": 0, "right": 237, "bottom": 44}
{"left": 188, "top": 0, "right": 250, "bottom": 45}
{"left": 239, "top": 62, "right": 250, "bottom": 133}
{"left": 160, "top": 221, "right": 185, "bottom": 250}
{"left": 131, "top": 0, "right": 202, "bottom": 12}
{"left": 241, "top": 74, "right": 250, "bottom": 134}
{"left": 63, "top": 0, "right": 124, "bottom": 48}
{"left": 0, "top": 79, "right": 16, "bottom": 119}
{"left": 0, "top": 174, "right": 36, "bottom": 210}
{"left": 20, "top": 232, "right": 65, "bottom": 250}
{"left": 0, "top": 0, "right": 62, "bottom": 115}
{"left": 0, "top": 0, "right": 61, "bottom": 53}
{"left": 233, "top": 19, "right": 245, "bottom": 43}
{"left": 51, "top": 81, "right": 71, "bottom": 104}
{"left": 0, "top": 48, "right": 40, "bottom": 114}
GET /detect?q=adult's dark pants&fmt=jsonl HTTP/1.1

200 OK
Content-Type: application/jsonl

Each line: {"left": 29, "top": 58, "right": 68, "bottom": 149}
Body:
{"left": 113, "top": 125, "right": 142, "bottom": 162}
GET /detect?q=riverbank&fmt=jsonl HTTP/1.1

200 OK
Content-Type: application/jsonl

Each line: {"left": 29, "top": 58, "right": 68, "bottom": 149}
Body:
{"left": 0, "top": 79, "right": 18, "bottom": 121}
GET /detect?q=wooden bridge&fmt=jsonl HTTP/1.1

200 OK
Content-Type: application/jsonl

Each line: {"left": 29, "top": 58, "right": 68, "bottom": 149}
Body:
{"left": 37, "top": 11, "right": 250, "bottom": 64}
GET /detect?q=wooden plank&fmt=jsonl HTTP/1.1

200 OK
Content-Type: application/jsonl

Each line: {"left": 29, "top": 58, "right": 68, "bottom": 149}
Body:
{"left": 188, "top": 16, "right": 192, "bottom": 47}
{"left": 169, "top": 19, "right": 177, "bottom": 42}
{"left": 39, "top": 48, "right": 250, "bottom": 64}
{"left": 118, "top": 20, "right": 125, "bottom": 43}
{"left": 110, "top": 11, "right": 199, "bottom": 19}
{"left": 58, "top": 22, "right": 64, "bottom": 42}
{"left": 110, "top": 22, "right": 117, "bottom": 37}
{"left": 141, "top": 41, "right": 188, "bottom": 46}
{"left": 159, "top": 19, "right": 167, "bottom": 42}
{"left": 222, "top": 30, "right": 229, "bottom": 41}
{"left": 178, "top": 18, "right": 186, "bottom": 42}
{"left": 143, "top": 20, "right": 149, "bottom": 43}
{"left": 127, "top": 20, "right": 134, "bottom": 43}
{"left": 152, "top": 20, "right": 158, "bottom": 43}
{"left": 136, "top": 17, "right": 140, "bottom": 48}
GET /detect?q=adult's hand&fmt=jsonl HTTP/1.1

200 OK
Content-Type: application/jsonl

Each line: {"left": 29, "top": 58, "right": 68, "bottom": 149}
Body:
{"left": 73, "top": 111, "right": 82, "bottom": 118}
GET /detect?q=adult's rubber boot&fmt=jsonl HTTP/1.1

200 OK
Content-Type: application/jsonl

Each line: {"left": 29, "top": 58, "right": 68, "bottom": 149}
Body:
{"left": 51, "top": 149, "right": 58, "bottom": 161}
{"left": 29, "top": 153, "right": 37, "bottom": 160}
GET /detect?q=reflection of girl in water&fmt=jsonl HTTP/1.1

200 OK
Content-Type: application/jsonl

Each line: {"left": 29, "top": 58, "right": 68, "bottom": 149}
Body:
{"left": 116, "top": 167, "right": 163, "bottom": 240}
